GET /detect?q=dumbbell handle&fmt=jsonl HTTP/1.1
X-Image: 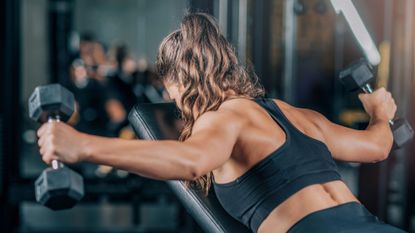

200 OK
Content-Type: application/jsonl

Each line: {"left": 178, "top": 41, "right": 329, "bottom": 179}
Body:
{"left": 47, "top": 116, "right": 64, "bottom": 170}
{"left": 361, "top": 83, "right": 395, "bottom": 126}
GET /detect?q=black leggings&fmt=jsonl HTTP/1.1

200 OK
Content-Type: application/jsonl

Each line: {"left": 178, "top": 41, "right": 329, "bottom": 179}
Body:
{"left": 287, "top": 202, "right": 407, "bottom": 233}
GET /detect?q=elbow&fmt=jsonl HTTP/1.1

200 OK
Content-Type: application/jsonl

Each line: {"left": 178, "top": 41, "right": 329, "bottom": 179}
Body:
{"left": 363, "top": 125, "right": 394, "bottom": 163}
{"left": 373, "top": 149, "right": 390, "bottom": 162}
{"left": 178, "top": 145, "right": 208, "bottom": 181}
{"left": 186, "top": 162, "right": 205, "bottom": 181}
{"left": 186, "top": 157, "right": 211, "bottom": 181}
{"left": 366, "top": 130, "right": 393, "bottom": 163}
{"left": 179, "top": 155, "right": 205, "bottom": 181}
{"left": 372, "top": 141, "right": 392, "bottom": 163}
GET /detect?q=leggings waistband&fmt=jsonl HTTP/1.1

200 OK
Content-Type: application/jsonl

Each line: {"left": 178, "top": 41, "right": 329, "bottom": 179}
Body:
{"left": 287, "top": 202, "right": 379, "bottom": 233}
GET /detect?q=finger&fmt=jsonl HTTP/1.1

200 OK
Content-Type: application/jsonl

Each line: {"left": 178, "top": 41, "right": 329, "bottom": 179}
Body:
{"left": 389, "top": 105, "right": 397, "bottom": 119}
{"left": 38, "top": 135, "right": 45, "bottom": 148}
{"left": 358, "top": 93, "right": 367, "bottom": 101}
{"left": 378, "top": 87, "right": 386, "bottom": 92}
{"left": 374, "top": 87, "right": 383, "bottom": 95}
{"left": 389, "top": 98, "right": 396, "bottom": 109}
{"left": 43, "top": 151, "right": 59, "bottom": 165}
{"left": 38, "top": 132, "right": 53, "bottom": 150}
{"left": 42, "top": 152, "right": 53, "bottom": 165}
{"left": 39, "top": 145, "right": 45, "bottom": 156}
{"left": 37, "top": 123, "right": 48, "bottom": 137}
{"left": 386, "top": 92, "right": 392, "bottom": 99}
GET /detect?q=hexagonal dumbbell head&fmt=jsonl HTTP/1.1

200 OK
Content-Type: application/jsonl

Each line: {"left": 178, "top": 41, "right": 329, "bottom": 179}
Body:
{"left": 35, "top": 166, "right": 84, "bottom": 210}
{"left": 391, "top": 118, "right": 414, "bottom": 149}
{"left": 339, "top": 59, "right": 374, "bottom": 92}
{"left": 28, "top": 84, "right": 75, "bottom": 123}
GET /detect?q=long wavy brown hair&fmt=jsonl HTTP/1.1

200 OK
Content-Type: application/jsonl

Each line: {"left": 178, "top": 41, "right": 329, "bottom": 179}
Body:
{"left": 156, "top": 13, "right": 265, "bottom": 195}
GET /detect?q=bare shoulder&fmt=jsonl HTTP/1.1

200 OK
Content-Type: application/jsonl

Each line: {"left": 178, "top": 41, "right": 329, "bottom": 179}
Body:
{"left": 272, "top": 99, "right": 329, "bottom": 128}
{"left": 192, "top": 98, "right": 250, "bottom": 133}
{"left": 270, "top": 99, "right": 329, "bottom": 144}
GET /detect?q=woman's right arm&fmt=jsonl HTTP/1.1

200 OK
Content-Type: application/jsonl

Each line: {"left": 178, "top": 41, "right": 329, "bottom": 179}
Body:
{"left": 306, "top": 88, "right": 397, "bottom": 163}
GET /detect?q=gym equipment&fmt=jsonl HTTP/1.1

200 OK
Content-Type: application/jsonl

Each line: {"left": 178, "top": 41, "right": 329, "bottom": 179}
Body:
{"left": 28, "top": 84, "right": 84, "bottom": 210}
{"left": 128, "top": 103, "right": 251, "bottom": 233}
{"left": 293, "top": 0, "right": 306, "bottom": 15}
{"left": 339, "top": 59, "right": 414, "bottom": 149}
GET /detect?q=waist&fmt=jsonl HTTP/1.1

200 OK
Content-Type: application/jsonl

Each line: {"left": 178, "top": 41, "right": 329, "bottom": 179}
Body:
{"left": 258, "top": 180, "right": 359, "bottom": 233}
{"left": 214, "top": 169, "right": 343, "bottom": 232}
{"left": 285, "top": 201, "right": 403, "bottom": 233}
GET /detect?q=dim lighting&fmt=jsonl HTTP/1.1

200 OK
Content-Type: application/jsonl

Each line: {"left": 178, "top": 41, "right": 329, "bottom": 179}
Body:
{"left": 330, "top": 0, "right": 381, "bottom": 65}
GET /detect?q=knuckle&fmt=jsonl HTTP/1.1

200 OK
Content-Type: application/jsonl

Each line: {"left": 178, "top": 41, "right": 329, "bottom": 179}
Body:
{"left": 50, "top": 121, "right": 57, "bottom": 128}
{"left": 42, "top": 155, "right": 50, "bottom": 164}
{"left": 49, "top": 146, "right": 56, "bottom": 154}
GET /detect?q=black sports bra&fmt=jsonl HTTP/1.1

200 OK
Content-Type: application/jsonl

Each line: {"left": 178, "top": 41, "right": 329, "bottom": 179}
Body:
{"left": 213, "top": 97, "right": 342, "bottom": 232}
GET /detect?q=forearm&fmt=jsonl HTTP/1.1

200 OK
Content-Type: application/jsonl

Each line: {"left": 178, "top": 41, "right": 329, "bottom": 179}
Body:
{"left": 81, "top": 134, "right": 198, "bottom": 180}
{"left": 359, "top": 88, "right": 396, "bottom": 157}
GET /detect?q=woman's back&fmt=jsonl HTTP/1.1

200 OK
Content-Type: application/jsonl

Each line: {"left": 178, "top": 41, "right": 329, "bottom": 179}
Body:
{"left": 212, "top": 97, "right": 358, "bottom": 233}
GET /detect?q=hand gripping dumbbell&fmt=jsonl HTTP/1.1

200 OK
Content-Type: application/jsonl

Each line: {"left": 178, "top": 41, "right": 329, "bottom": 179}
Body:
{"left": 28, "top": 84, "right": 84, "bottom": 210}
{"left": 339, "top": 59, "right": 414, "bottom": 149}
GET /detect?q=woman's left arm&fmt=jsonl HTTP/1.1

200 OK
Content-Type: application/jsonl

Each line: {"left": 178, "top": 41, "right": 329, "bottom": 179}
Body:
{"left": 37, "top": 108, "right": 244, "bottom": 181}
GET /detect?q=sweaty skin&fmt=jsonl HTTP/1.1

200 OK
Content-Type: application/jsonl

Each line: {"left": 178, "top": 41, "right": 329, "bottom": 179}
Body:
{"left": 37, "top": 87, "right": 396, "bottom": 233}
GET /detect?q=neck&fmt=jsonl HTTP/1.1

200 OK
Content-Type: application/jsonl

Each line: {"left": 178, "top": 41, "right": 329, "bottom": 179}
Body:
{"left": 190, "top": 94, "right": 252, "bottom": 120}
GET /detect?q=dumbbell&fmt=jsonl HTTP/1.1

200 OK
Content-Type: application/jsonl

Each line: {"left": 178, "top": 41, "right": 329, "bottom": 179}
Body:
{"left": 339, "top": 59, "right": 414, "bottom": 149}
{"left": 28, "top": 84, "right": 84, "bottom": 210}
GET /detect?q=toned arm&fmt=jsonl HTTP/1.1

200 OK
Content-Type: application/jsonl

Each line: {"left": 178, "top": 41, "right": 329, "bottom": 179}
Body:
{"left": 82, "top": 108, "right": 243, "bottom": 180}
{"left": 303, "top": 109, "right": 393, "bottom": 163}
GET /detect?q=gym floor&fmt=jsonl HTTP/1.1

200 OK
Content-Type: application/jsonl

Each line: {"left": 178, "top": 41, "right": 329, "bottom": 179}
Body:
{"left": 1, "top": 0, "right": 415, "bottom": 232}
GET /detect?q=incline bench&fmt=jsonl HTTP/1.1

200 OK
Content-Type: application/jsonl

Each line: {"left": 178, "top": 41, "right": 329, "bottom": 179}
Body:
{"left": 128, "top": 102, "right": 251, "bottom": 233}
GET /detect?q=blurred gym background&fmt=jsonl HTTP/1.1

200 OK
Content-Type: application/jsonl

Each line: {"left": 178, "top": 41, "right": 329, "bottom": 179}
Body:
{"left": 1, "top": 0, "right": 415, "bottom": 232}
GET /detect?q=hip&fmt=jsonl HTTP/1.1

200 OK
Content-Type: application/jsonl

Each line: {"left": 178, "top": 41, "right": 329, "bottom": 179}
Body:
{"left": 287, "top": 202, "right": 407, "bottom": 233}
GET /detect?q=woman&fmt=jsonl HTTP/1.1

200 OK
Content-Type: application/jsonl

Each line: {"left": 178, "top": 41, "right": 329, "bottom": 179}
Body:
{"left": 37, "top": 13, "right": 406, "bottom": 233}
